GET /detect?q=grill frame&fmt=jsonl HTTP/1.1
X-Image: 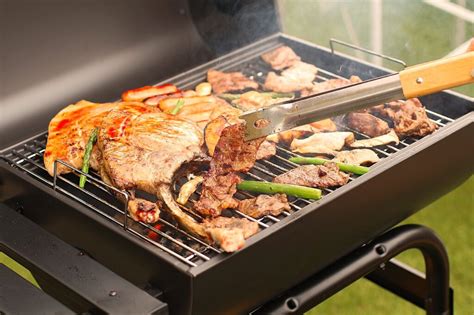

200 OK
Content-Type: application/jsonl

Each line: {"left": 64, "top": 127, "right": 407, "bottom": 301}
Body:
{"left": 1, "top": 33, "right": 472, "bottom": 314}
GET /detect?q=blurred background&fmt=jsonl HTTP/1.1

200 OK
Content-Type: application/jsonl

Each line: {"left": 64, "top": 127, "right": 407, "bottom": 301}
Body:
{"left": 277, "top": 1, "right": 473, "bottom": 314}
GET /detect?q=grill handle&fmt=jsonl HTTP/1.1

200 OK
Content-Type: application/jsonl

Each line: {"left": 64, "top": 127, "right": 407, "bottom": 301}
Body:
{"left": 254, "top": 225, "right": 451, "bottom": 315}
{"left": 0, "top": 203, "right": 168, "bottom": 315}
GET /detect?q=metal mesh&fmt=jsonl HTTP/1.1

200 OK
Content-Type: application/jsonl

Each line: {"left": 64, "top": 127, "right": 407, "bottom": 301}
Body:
{"left": 0, "top": 44, "right": 453, "bottom": 267}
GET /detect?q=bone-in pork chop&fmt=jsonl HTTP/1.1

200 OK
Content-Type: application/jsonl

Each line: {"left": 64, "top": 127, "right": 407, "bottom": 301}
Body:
{"left": 44, "top": 100, "right": 156, "bottom": 176}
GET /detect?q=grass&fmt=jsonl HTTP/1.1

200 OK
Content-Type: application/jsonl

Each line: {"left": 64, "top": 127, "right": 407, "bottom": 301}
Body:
{"left": 278, "top": 1, "right": 473, "bottom": 313}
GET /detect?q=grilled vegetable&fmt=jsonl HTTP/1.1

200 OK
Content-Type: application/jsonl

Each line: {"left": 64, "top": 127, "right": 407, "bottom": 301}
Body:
{"left": 289, "top": 157, "right": 369, "bottom": 175}
{"left": 218, "top": 92, "right": 294, "bottom": 101}
{"left": 170, "top": 99, "right": 185, "bottom": 115}
{"left": 237, "top": 181, "right": 321, "bottom": 199}
{"left": 79, "top": 128, "right": 99, "bottom": 188}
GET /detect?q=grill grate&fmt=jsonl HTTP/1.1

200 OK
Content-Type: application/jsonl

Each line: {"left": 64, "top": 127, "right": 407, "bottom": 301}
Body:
{"left": 0, "top": 44, "right": 454, "bottom": 268}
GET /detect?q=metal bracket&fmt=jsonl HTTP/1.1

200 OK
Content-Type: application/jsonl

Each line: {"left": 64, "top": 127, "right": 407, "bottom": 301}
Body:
{"left": 254, "top": 224, "right": 451, "bottom": 315}
{"left": 329, "top": 38, "right": 407, "bottom": 68}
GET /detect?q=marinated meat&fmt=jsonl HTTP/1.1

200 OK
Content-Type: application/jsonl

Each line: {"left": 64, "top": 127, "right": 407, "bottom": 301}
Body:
{"left": 266, "top": 119, "right": 337, "bottom": 144}
{"left": 300, "top": 75, "right": 362, "bottom": 97}
{"left": 203, "top": 217, "right": 259, "bottom": 252}
{"left": 332, "top": 149, "right": 380, "bottom": 165}
{"left": 273, "top": 163, "right": 349, "bottom": 188}
{"left": 98, "top": 110, "right": 210, "bottom": 240}
{"left": 350, "top": 129, "right": 399, "bottom": 148}
{"left": 264, "top": 62, "right": 318, "bottom": 93}
{"left": 256, "top": 140, "right": 277, "bottom": 160}
{"left": 345, "top": 112, "right": 390, "bottom": 137}
{"left": 309, "top": 119, "right": 337, "bottom": 132}
{"left": 238, "top": 194, "right": 290, "bottom": 218}
{"left": 44, "top": 100, "right": 157, "bottom": 176}
{"left": 261, "top": 46, "right": 301, "bottom": 70}
{"left": 194, "top": 173, "right": 241, "bottom": 217}
{"left": 232, "top": 91, "right": 293, "bottom": 111}
{"left": 370, "top": 98, "right": 437, "bottom": 137}
{"left": 207, "top": 69, "right": 259, "bottom": 94}
{"left": 197, "top": 121, "right": 264, "bottom": 217}
{"left": 290, "top": 132, "right": 355, "bottom": 155}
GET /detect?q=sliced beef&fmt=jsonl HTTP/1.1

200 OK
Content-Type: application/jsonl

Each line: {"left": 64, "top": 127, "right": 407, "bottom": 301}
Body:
{"left": 370, "top": 98, "right": 437, "bottom": 137}
{"left": 345, "top": 112, "right": 390, "bottom": 137}
{"left": 261, "top": 46, "right": 301, "bottom": 70}
{"left": 194, "top": 173, "right": 241, "bottom": 217}
{"left": 332, "top": 149, "right": 380, "bottom": 165}
{"left": 203, "top": 217, "right": 259, "bottom": 252}
{"left": 207, "top": 69, "right": 258, "bottom": 94}
{"left": 238, "top": 194, "right": 291, "bottom": 218}
{"left": 273, "top": 163, "right": 349, "bottom": 188}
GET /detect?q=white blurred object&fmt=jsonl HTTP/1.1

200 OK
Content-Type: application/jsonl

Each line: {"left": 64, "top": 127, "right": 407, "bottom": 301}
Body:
{"left": 423, "top": 0, "right": 474, "bottom": 23}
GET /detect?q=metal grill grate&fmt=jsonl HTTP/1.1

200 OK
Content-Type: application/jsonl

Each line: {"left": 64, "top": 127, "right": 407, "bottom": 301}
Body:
{"left": 0, "top": 44, "right": 454, "bottom": 268}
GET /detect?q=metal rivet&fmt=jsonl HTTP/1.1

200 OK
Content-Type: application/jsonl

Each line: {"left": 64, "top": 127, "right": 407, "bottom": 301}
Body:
{"left": 416, "top": 77, "right": 424, "bottom": 84}
{"left": 78, "top": 251, "right": 84, "bottom": 256}
{"left": 109, "top": 290, "right": 117, "bottom": 297}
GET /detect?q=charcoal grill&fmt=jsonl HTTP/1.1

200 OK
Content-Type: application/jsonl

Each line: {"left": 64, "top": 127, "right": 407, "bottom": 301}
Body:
{"left": 1, "top": 1, "right": 473, "bottom": 314}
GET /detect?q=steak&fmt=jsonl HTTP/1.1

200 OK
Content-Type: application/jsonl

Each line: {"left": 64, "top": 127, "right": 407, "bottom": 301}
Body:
{"left": 345, "top": 112, "right": 390, "bottom": 137}
{"left": 194, "top": 173, "right": 241, "bottom": 217}
{"left": 273, "top": 163, "right": 349, "bottom": 188}
{"left": 261, "top": 46, "right": 301, "bottom": 70}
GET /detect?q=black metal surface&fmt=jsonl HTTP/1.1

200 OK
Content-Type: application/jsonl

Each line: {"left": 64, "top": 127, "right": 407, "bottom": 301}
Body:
{"left": 367, "top": 259, "right": 454, "bottom": 314}
{"left": 0, "top": 34, "right": 472, "bottom": 314}
{"left": 0, "top": 204, "right": 168, "bottom": 314}
{"left": 0, "top": 264, "right": 73, "bottom": 315}
{"left": 254, "top": 225, "right": 451, "bottom": 315}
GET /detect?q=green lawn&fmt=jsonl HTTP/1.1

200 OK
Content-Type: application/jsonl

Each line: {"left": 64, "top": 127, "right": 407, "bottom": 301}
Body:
{"left": 278, "top": 1, "right": 473, "bottom": 313}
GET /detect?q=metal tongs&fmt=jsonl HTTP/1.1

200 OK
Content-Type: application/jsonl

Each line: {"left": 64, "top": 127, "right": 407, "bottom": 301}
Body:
{"left": 241, "top": 51, "right": 474, "bottom": 140}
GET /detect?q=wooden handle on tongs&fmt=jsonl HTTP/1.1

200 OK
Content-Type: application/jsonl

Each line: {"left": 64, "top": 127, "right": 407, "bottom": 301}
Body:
{"left": 399, "top": 51, "right": 474, "bottom": 99}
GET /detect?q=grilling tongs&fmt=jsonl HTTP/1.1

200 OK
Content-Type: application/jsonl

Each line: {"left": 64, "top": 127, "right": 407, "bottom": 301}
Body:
{"left": 241, "top": 51, "right": 474, "bottom": 140}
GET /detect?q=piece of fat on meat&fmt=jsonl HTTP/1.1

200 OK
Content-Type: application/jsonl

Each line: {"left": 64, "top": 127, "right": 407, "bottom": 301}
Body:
{"left": 350, "top": 129, "right": 399, "bottom": 148}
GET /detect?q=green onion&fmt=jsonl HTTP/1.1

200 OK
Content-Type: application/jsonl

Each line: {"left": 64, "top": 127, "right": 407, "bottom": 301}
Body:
{"left": 289, "top": 157, "right": 369, "bottom": 175}
{"left": 237, "top": 180, "right": 321, "bottom": 199}
{"left": 170, "top": 99, "right": 185, "bottom": 115}
{"left": 79, "top": 128, "right": 99, "bottom": 188}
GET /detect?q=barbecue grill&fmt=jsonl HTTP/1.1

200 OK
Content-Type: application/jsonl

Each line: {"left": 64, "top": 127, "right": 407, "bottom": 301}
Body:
{"left": 1, "top": 1, "right": 473, "bottom": 314}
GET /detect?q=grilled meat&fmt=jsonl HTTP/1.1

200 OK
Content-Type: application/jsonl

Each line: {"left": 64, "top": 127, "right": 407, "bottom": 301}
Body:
{"left": 345, "top": 112, "right": 390, "bottom": 137}
{"left": 273, "top": 163, "right": 349, "bottom": 188}
{"left": 98, "top": 109, "right": 209, "bottom": 240}
{"left": 207, "top": 69, "right": 259, "bottom": 94}
{"left": 44, "top": 100, "right": 156, "bottom": 176}
{"left": 310, "top": 119, "right": 337, "bottom": 132}
{"left": 266, "top": 119, "right": 337, "bottom": 144}
{"left": 238, "top": 194, "right": 290, "bottom": 218}
{"left": 194, "top": 173, "right": 241, "bottom": 217}
{"left": 177, "top": 175, "right": 204, "bottom": 205}
{"left": 370, "top": 99, "right": 437, "bottom": 137}
{"left": 264, "top": 61, "right": 318, "bottom": 93}
{"left": 203, "top": 217, "right": 259, "bottom": 252}
{"left": 232, "top": 91, "right": 293, "bottom": 111}
{"left": 300, "top": 75, "right": 362, "bottom": 97}
{"left": 350, "top": 129, "right": 399, "bottom": 148}
{"left": 261, "top": 46, "right": 301, "bottom": 70}
{"left": 290, "top": 132, "right": 355, "bottom": 155}
{"left": 332, "top": 149, "right": 380, "bottom": 165}
{"left": 256, "top": 140, "right": 277, "bottom": 160}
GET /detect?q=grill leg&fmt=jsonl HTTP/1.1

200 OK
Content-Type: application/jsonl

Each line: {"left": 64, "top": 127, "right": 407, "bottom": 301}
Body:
{"left": 254, "top": 224, "right": 452, "bottom": 315}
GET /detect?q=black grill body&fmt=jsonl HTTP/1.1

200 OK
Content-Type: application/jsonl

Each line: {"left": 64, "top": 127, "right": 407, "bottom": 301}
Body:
{"left": 1, "top": 1, "right": 473, "bottom": 314}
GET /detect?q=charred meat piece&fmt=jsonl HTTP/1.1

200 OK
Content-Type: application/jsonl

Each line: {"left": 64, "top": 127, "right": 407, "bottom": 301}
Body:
{"left": 264, "top": 62, "right": 318, "bottom": 93}
{"left": 332, "top": 149, "right": 380, "bottom": 165}
{"left": 203, "top": 217, "right": 259, "bottom": 252}
{"left": 238, "top": 194, "right": 291, "bottom": 218}
{"left": 207, "top": 69, "right": 258, "bottom": 94}
{"left": 261, "top": 46, "right": 301, "bottom": 70}
{"left": 98, "top": 110, "right": 209, "bottom": 240}
{"left": 273, "top": 162, "right": 350, "bottom": 188}
{"left": 128, "top": 198, "right": 161, "bottom": 224}
{"left": 345, "top": 112, "right": 390, "bottom": 137}
{"left": 290, "top": 132, "right": 355, "bottom": 155}
{"left": 350, "top": 129, "right": 399, "bottom": 148}
{"left": 300, "top": 75, "right": 362, "bottom": 97}
{"left": 44, "top": 100, "right": 157, "bottom": 176}
{"left": 370, "top": 98, "right": 437, "bottom": 137}
{"left": 256, "top": 140, "right": 277, "bottom": 160}
{"left": 194, "top": 173, "right": 241, "bottom": 217}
